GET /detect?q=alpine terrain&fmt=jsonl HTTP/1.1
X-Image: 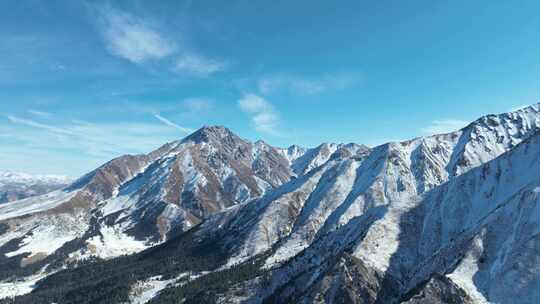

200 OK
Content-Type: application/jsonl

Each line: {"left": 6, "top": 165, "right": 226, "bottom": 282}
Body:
{"left": 0, "top": 105, "right": 539, "bottom": 304}
{"left": 0, "top": 172, "right": 71, "bottom": 204}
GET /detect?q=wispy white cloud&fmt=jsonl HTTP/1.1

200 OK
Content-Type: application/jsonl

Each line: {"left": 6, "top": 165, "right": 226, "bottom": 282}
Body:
{"left": 258, "top": 72, "right": 359, "bottom": 95}
{"left": 252, "top": 112, "right": 280, "bottom": 134}
{"left": 173, "top": 53, "right": 226, "bottom": 77}
{"left": 154, "top": 114, "right": 193, "bottom": 133}
{"left": 68, "top": 120, "right": 185, "bottom": 156}
{"left": 28, "top": 109, "right": 52, "bottom": 118}
{"left": 238, "top": 94, "right": 271, "bottom": 113}
{"left": 5, "top": 115, "right": 185, "bottom": 155}
{"left": 421, "top": 119, "right": 469, "bottom": 135}
{"left": 95, "top": 6, "right": 227, "bottom": 77}
{"left": 7, "top": 115, "right": 74, "bottom": 135}
{"left": 2, "top": 115, "right": 190, "bottom": 175}
{"left": 238, "top": 94, "right": 280, "bottom": 135}
{"left": 98, "top": 7, "right": 175, "bottom": 63}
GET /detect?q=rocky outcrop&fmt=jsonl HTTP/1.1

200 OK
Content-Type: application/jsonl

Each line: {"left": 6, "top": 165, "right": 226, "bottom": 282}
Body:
{"left": 402, "top": 274, "right": 474, "bottom": 304}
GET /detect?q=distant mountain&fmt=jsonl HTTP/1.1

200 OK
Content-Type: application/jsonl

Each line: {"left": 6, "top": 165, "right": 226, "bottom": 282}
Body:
{"left": 0, "top": 172, "right": 71, "bottom": 204}
{"left": 1, "top": 105, "right": 540, "bottom": 303}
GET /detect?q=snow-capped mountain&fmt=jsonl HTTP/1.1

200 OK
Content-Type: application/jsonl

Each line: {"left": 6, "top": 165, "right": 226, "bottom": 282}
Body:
{"left": 201, "top": 104, "right": 540, "bottom": 303}
{"left": 1, "top": 105, "right": 540, "bottom": 303}
{"left": 0, "top": 172, "right": 71, "bottom": 204}
{"left": 0, "top": 126, "right": 301, "bottom": 278}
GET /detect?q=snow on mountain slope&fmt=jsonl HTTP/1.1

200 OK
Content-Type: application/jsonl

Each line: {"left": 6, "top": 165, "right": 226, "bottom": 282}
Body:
{"left": 2, "top": 105, "right": 540, "bottom": 303}
{"left": 276, "top": 145, "right": 307, "bottom": 165}
{"left": 0, "top": 143, "right": 179, "bottom": 283}
{"left": 0, "top": 269, "right": 51, "bottom": 299}
{"left": 287, "top": 143, "right": 370, "bottom": 176}
{"left": 0, "top": 190, "right": 79, "bottom": 221}
{"left": 0, "top": 141, "right": 179, "bottom": 269}
{"left": 277, "top": 142, "right": 369, "bottom": 176}
{"left": 0, "top": 126, "right": 302, "bottom": 283}
{"left": 0, "top": 193, "right": 91, "bottom": 276}
{"left": 187, "top": 104, "right": 540, "bottom": 303}
{"left": 400, "top": 131, "right": 540, "bottom": 303}
{"left": 0, "top": 172, "right": 72, "bottom": 204}
{"left": 445, "top": 103, "right": 540, "bottom": 176}
{"left": 206, "top": 131, "right": 539, "bottom": 303}
{"left": 216, "top": 163, "right": 330, "bottom": 265}
{"left": 90, "top": 126, "right": 295, "bottom": 243}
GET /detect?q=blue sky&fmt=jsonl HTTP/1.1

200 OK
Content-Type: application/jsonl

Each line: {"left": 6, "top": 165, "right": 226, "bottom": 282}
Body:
{"left": 1, "top": 0, "right": 540, "bottom": 177}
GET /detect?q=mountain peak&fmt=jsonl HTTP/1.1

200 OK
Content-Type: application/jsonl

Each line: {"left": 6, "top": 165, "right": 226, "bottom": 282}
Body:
{"left": 182, "top": 125, "right": 239, "bottom": 144}
{"left": 196, "top": 125, "right": 231, "bottom": 134}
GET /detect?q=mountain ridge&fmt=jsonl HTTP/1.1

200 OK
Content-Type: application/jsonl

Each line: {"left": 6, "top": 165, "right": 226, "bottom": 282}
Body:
{"left": 0, "top": 172, "right": 72, "bottom": 204}
{"left": 1, "top": 104, "right": 540, "bottom": 303}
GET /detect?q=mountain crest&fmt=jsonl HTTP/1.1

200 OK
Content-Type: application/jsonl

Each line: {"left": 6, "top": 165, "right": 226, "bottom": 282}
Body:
{"left": 3, "top": 104, "right": 540, "bottom": 303}
{"left": 181, "top": 125, "right": 240, "bottom": 144}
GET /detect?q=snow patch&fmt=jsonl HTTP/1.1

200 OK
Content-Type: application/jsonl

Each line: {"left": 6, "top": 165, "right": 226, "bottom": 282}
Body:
{"left": 0, "top": 267, "right": 52, "bottom": 299}
{"left": 129, "top": 276, "right": 177, "bottom": 304}
{"left": 5, "top": 213, "right": 87, "bottom": 259}
{"left": 83, "top": 226, "right": 150, "bottom": 259}
{"left": 447, "top": 232, "right": 489, "bottom": 304}
{"left": 0, "top": 190, "right": 79, "bottom": 221}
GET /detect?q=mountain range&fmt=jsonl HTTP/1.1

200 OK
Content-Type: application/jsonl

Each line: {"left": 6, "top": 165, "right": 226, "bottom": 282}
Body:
{"left": 0, "top": 104, "right": 539, "bottom": 303}
{"left": 0, "top": 172, "right": 71, "bottom": 204}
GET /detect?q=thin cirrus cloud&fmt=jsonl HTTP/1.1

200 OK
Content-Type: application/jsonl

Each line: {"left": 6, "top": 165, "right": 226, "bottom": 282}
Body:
{"left": 27, "top": 109, "right": 53, "bottom": 118}
{"left": 3, "top": 114, "right": 188, "bottom": 175}
{"left": 96, "top": 6, "right": 225, "bottom": 77}
{"left": 7, "top": 115, "right": 75, "bottom": 135}
{"left": 154, "top": 114, "right": 193, "bottom": 133}
{"left": 421, "top": 119, "right": 469, "bottom": 135}
{"left": 173, "top": 53, "right": 227, "bottom": 77}
{"left": 99, "top": 8, "right": 175, "bottom": 64}
{"left": 238, "top": 94, "right": 280, "bottom": 135}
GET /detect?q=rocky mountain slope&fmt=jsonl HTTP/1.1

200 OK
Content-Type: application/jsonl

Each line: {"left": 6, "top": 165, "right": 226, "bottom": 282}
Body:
{"left": 0, "top": 172, "right": 71, "bottom": 204}
{"left": 0, "top": 126, "right": 310, "bottom": 278}
{"left": 1, "top": 105, "right": 539, "bottom": 303}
